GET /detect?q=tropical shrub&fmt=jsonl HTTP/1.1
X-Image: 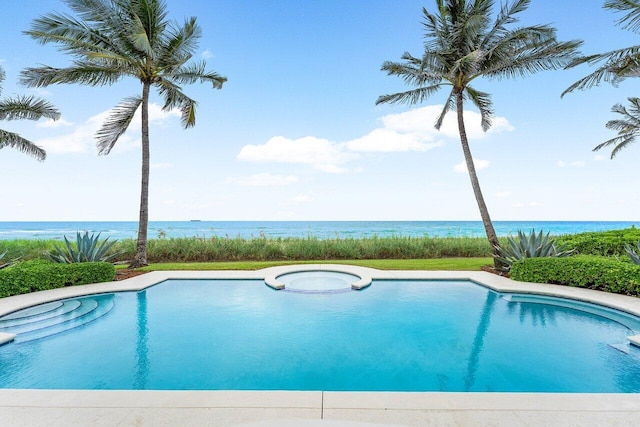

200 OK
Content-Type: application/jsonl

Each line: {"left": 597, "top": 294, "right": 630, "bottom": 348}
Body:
{"left": 510, "top": 256, "right": 640, "bottom": 296}
{"left": 556, "top": 227, "right": 640, "bottom": 256}
{"left": 494, "top": 229, "right": 573, "bottom": 271}
{"left": 46, "top": 232, "right": 122, "bottom": 263}
{"left": 0, "top": 260, "right": 115, "bottom": 298}
{"left": 626, "top": 241, "right": 640, "bottom": 265}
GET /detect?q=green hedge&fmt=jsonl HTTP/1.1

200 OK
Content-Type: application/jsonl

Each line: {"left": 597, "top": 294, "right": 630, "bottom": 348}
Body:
{"left": 510, "top": 256, "right": 640, "bottom": 296}
{"left": 556, "top": 227, "right": 640, "bottom": 256}
{"left": 0, "top": 260, "right": 115, "bottom": 298}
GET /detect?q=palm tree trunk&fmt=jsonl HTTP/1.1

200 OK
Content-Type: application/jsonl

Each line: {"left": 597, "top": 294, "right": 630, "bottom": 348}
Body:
{"left": 130, "top": 82, "right": 151, "bottom": 268}
{"left": 455, "top": 90, "right": 504, "bottom": 269}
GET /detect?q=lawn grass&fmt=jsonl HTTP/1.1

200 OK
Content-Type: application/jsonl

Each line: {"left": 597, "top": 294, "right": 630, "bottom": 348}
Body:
{"left": 131, "top": 257, "right": 492, "bottom": 271}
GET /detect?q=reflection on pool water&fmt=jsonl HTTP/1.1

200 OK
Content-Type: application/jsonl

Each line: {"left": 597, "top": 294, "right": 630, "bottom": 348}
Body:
{"left": 1, "top": 279, "right": 640, "bottom": 392}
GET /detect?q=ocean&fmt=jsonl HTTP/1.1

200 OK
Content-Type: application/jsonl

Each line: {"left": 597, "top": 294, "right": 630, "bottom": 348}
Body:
{"left": 0, "top": 221, "right": 637, "bottom": 241}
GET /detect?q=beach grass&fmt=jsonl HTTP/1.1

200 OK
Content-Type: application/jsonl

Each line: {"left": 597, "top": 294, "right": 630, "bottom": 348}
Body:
{"left": 0, "top": 235, "right": 494, "bottom": 263}
{"left": 132, "top": 257, "right": 492, "bottom": 271}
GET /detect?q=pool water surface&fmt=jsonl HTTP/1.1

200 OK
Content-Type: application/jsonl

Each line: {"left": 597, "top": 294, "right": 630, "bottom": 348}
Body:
{"left": 1, "top": 279, "right": 640, "bottom": 392}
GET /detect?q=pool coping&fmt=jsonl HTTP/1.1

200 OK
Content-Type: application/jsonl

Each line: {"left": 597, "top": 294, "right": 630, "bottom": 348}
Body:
{"left": 2, "top": 264, "right": 640, "bottom": 426}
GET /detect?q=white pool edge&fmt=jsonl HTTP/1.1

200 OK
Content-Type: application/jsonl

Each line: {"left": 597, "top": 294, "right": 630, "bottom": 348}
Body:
{"left": 2, "top": 265, "right": 640, "bottom": 426}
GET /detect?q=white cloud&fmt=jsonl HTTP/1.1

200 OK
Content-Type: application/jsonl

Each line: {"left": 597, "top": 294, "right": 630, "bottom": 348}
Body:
{"left": 495, "top": 191, "right": 512, "bottom": 199}
{"left": 382, "top": 105, "right": 513, "bottom": 140}
{"left": 557, "top": 160, "right": 566, "bottom": 167}
{"left": 237, "top": 136, "right": 359, "bottom": 173}
{"left": 594, "top": 154, "right": 606, "bottom": 161}
{"left": 202, "top": 49, "right": 213, "bottom": 59}
{"left": 237, "top": 105, "right": 512, "bottom": 173}
{"left": 454, "top": 158, "right": 489, "bottom": 173}
{"left": 346, "top": 128, "right": 443, "bottom": 152}
{"left": 229, "top": 173, "right": 299, "bottom": 187}
{"left": 36, "top": 103, "right": 180, "bottom": 154}
{"left": 36, "top": 117, "right": 74, "bottom": 129}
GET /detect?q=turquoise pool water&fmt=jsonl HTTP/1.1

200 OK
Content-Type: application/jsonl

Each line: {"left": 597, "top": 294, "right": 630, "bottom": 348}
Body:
{"left": 1, "top": 279, "right": 640, "bottom": 392}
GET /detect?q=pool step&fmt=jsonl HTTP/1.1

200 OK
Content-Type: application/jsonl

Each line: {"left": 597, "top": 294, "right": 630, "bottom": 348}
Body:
{"left": 0, "top": 295, "right": 115, "bottom": 343}
{"left": 0, "top": 300, "right": 82, "bottom": 329}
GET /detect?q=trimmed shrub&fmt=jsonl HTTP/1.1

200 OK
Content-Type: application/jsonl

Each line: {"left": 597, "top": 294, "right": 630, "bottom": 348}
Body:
{"left": 510, "top": 255, "right": 640, "bottom": 296}
{"left": 0, "top": 260, "right": 115, "bottom": 298}
{"left": 556, "top": 227, "right": 640, "bottom": 256}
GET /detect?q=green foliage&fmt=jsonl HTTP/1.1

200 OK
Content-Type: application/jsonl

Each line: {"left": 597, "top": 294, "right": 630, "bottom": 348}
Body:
{"left": 555, "top": 227, "right": 640, "bottom": 256}
{"left": 494, "top": 229, "right": 573, "bottom": 271}
{"left": 137, "top": 258, "right": 493, "bottom": 272}
{"left": 510, "top": 256, "right": 640, "bottom": 296}
{"left": 0, "top": 260, "right": 115, "bottom": 298}
{"left": 626, "top": 240, "right": 640, "bottom": 265}
{"left": 135, "top": 235, "right": 493, "bottom": 263}
{"left": 46, "top": 232, "right": 121, "bottom": 263}
{"left": 0, "top": 235, "right": 493, "bottom": 264}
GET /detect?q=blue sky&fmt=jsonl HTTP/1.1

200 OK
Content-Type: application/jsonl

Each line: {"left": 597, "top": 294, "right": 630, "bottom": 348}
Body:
{"left": 1, "top": 0, "right": 638, "bottom": 221}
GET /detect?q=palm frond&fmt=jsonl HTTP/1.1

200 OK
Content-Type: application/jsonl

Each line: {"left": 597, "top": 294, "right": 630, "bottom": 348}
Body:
{"left": 0, "top": 129, "right": 46, "bottom": 160}
{"left": 0, "top": 96, "right": 60, "bottom": 121}
{"left": 484, "top": 33, "right": 581, "bottom": 80}
{"left": 96, "top": 96, "right": 142, "bottom": 155}
{"left": 129, "top": 14, "right": 155, "bottom": 58}
{"left": 381, "top": 56, "right": 443, "bottom": 87}
{"left": 169, "top": 61, "right": 227, "bottom": 88}
{"left": 155, "top": 79, "right": 197, "bottom": 127}
{"left": 25, "top": 10, "right": 128, "bottom": 60}
{"left": 161, "top": 16, "right": 201, "bottom": 65}
{"left": 563, "top": 45, "right": 640, "bottom": 96}
{"left": 605, "top": 0, "right": 640, "bottom": 32}
{"left": 593, "top": 97, "right": 640, "bottom": 158}
{"left": 0, "top": 66, "right": 5, "bottom": 97}
{"left": 21, "top": 63, "right": 127, "bottom": 88}
{"left": 465, "top": 86, "right": 493, "bottom": 131}
{"left": 434, "top": 88, "right": 455, "bottom": 130}
{"left": 376, "top": 83, "right": 446, "bottom": 106}
{"left": 131, "top": 0, "right": 169, "bottom": 49}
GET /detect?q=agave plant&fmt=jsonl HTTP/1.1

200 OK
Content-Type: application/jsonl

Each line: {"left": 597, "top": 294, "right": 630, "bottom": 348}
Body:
{"left": 47, "top": 232, "right": 121, "bottom": 263}
{"left": 626, "top": 241, "right": 640, "bottom": 265}
{"left": 494, "top": 229, "right": 574, "bottom": 271}
{"left": 0, "top": 251, "right": 9, "bottom": 269}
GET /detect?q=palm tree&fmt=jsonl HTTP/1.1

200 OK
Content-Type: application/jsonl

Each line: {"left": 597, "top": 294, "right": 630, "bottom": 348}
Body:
{"left": 21, "top": 0, "right": 227, "bottom": 268}
{"left": 563, "top": 1, "right": 640, "bottom": 158}
{"left": 376, "top": 0, "right": 581, "bottom": 267}
{"left": 1, "top": 65, "right": 59, "bottom": 160}
{"left": 595, "top": 97, "right": 640, "bottom": 158}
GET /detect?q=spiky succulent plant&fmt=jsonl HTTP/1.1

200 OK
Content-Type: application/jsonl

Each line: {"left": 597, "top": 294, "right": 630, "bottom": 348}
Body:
{"left": 46, "top": 232, "right": 121, "bottom": 263}
{"left": 626, "top": 241, "right": 640, "bottom": 265}
{"left": 494, "top": 229, "right": 574, "bottom": 271}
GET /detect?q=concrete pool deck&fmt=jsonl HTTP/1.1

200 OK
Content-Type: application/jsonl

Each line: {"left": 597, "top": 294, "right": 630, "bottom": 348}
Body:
{"left": 2, "top": 265, "right": 640, "bottom": 426}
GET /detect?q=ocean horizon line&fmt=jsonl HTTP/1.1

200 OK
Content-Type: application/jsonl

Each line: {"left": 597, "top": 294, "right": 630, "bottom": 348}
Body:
{"left": 0, "top": 220, "right": 638, "bottom": 241}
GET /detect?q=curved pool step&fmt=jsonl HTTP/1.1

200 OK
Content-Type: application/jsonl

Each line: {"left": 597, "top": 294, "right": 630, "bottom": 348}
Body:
{"left": 0, "top": 300, "right": 82, "bottom": 329}
{"left": 0, "top": 295, "right": 115, "bottom": 343}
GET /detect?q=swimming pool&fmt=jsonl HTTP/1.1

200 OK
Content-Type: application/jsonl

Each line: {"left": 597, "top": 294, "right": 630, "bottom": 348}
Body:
{"left": 1, "top": 273, "right": 640, "bottom": 392}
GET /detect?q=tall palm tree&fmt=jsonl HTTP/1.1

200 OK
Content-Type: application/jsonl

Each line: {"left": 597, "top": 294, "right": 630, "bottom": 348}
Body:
{"left": 21, "top": 0, "right": 227, "bottom": 268}
{"left": 563, "top": 1, "right": 640, "bottom": 158}
{"left": 376, "top": 0, "right": 581, "bottom": 267}
{"left": 1, "top": 65, "right": 59, "bottom": 160}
